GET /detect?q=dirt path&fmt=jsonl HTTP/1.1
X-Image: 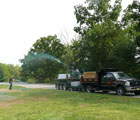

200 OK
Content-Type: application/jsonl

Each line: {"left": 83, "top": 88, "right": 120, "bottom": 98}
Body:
{"left": 0, "top": 82, "right": 55, "bottom": 89}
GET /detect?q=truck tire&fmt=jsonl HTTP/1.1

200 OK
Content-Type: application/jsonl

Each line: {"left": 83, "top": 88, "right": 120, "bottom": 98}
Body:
{"left": 116, "top": 87, "right": 125, "bottom": 96}
{"left": 86, "top": 86, "right": 92, "bottom": 93}
{"left": 134, "top": 91, "right": 140, "bottom": 95}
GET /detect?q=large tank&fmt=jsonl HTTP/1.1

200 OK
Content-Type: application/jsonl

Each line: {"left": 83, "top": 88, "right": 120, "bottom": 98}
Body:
{"left": 70, "top": 69, "right": 81, "bottom": 80}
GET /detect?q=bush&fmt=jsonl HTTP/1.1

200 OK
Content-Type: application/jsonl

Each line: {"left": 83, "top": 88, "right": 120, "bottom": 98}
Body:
{"left": 26, "top": 78, "right": 36, "bottom": 83}
{"left": 44, "top": 78, "right": 56, "bottom": 84}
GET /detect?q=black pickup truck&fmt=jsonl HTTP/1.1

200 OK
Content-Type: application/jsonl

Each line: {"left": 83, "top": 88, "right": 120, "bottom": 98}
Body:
{"left": 80, "top": 68, "right": 140, "bottom": 95}
{"left": 98, "top": 70, "right": 140, "bottom": 95}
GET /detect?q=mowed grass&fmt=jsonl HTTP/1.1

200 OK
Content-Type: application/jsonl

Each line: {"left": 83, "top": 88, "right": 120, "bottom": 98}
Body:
{"left": 0, "top": 85, "right": 140, "bottom": 120}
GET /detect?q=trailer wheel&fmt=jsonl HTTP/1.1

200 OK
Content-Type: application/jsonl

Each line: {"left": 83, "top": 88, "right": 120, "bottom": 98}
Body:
{"left": 116, "top": 87, "right": 125, "bottom": 96}
{"left": 59, "top": 85, "right": 61, "bottom": 90}
{"left": 60, "top": 85, "right": 63, "bottom": 90}
{"left": 56, "top": 84, "right": 60, "bottom": 90}
{"left": 86, "top": 86, "right": 92, "bottom": 93}
{"left": 56, "top": 84, "right": 58, "bottom": 90}
{"left": 63, "top": 85, "right": 67, "bottom": 90}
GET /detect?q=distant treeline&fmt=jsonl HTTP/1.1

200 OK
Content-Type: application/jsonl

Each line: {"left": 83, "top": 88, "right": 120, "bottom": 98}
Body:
{"left": 3, "top": 0, "right": 140, "bottom": 83}
{"left": 0, "top": 63, "right": 21, "bottom": 82}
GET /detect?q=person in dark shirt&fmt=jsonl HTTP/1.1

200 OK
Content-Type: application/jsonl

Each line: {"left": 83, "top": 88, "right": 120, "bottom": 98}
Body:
{"left": 9, "top": 76, "right": 13, "bottom": 90}
{"left": 72, "top": 62, "right": 76, "bottom": 70}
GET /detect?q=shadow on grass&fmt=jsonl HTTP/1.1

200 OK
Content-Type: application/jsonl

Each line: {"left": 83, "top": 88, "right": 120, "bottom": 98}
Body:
{"left": 94, "top": 91, "right": 139, "bottom": 97}
{"left": 74, "top": 89, "right": 138, "bottom": 97}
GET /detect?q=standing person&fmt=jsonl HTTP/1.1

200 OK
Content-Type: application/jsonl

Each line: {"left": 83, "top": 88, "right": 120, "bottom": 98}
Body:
{"left": 9, "top": 76, "right": 13, "bottom": 90}
{"left": 72, "top": 62, "right": 76, "bottom": 70}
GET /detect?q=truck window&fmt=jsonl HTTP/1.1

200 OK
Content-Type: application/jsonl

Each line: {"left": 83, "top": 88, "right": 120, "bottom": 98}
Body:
{"left": 106, "top": 73, "right": 114, "bottom": 78}
{"left": 101, "top": 73, "right": 115, "bottom": 82}
{"left": 113, "top": 72, "right": 130, "bottom": 79}
{"left": 101, "top": 75, "right": 107, "bottom": 82}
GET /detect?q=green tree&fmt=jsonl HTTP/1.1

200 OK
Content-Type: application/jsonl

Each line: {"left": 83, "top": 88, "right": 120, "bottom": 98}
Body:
{"left": 120, "top": 0, "right": 140, "bottom": 78}
{"left": 122, "top": 0, "right": 140, "bottom": 61}
{"left": 109, "top": 30, "right": 137, "bottom": 72}
{"left": 73, "top": 0, "right": 123, "bottom": 70}
{"left": 74, "top": 0, "right": 122, "bottom": 35}
{"left": 0, "top": 63, "right": 20, "bottom": 82}
{"left": 0, "top": 65, "right": 5, "bottom": 81}
{"left": 6, "top": 64, "right": 21, "bottom": 80}
{"left": 20, "top": 35, "right": 65, "bottom": 83}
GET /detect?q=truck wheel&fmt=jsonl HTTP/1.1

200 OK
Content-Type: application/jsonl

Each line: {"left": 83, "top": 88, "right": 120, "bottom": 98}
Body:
{"left": 116, "top": 87, "right": 125, "bottom": 96}
{"left": 134, "top": 91, "right": 140, "bottom": 95}
{"left": 86, "top": 86, "right": 92, "bottom": 93}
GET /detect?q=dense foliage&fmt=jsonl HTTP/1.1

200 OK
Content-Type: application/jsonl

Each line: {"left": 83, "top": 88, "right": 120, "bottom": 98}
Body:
{"left": 20, "top": 35, "right": 66, "bottom": 83}
{"left": 71, "top": 0, "right": 140, "bottom": 78}
{"left": 0, "top": 63, "right": 21, "bottom": 82}
{"left": 19, "top": 0, "right": 140, "bottom": 83}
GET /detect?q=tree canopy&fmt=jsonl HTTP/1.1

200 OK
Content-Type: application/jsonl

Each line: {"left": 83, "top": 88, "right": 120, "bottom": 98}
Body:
{"left": 19, "top": 0, "right": 140, "bottom": 82}
{"left": 0, "top": 63, "right": 21, "bottom": 82}
{"left": 72, "top": 0, "right": 140, "bottom": 78}
{"left": 20, "top": 35, "right": 65, "bottom": 83}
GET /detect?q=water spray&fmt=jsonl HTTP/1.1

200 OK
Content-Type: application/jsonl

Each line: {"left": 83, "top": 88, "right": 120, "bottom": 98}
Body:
{"left": 30, "top": 52, "right": 63, "bottom": 64}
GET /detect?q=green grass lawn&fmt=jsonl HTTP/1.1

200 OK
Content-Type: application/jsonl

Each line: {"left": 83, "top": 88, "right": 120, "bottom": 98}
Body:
{"left": 0, "top": 85, "right": 24, "bottom": 89}
{"left": 0, "top": 85, "right": 140, "bottom": 120}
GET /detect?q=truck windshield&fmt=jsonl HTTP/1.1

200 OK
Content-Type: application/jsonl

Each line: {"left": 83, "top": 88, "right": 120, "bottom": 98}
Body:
{"left": 113, "top": 72, "right": 130, "bottom": 79}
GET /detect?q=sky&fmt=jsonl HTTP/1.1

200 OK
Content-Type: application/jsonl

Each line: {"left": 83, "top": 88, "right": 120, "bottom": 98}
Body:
{"left": 0, "top": 0, "right": 134, "bottom": 65}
